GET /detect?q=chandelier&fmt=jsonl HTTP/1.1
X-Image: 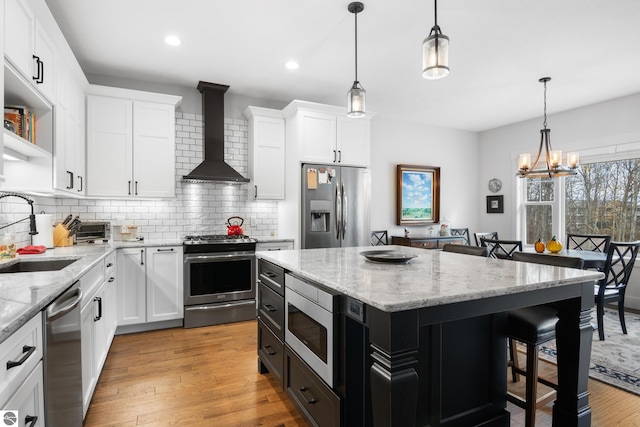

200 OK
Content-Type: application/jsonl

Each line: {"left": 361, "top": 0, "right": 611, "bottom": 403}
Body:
{"left": 517, "top": 77, "right": 579, "bottom": 178}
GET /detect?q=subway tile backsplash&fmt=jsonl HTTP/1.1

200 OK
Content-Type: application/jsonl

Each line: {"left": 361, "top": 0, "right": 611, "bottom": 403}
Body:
{"left": 1, "top": 112, "right": 278, "bottom": 247}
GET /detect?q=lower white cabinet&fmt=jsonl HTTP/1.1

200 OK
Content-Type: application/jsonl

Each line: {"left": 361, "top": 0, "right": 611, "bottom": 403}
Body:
{"left": 256, "top": 240, "right": 294, "bottom": 252}
{"left": 3, "top": 361, "right": 45, "bottom": 427}
{"left": 117, "top": 246, "right": 183, "bottom": 327}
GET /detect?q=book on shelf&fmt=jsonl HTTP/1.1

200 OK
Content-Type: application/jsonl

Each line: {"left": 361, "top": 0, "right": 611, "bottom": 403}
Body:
{"left": 3, "top": 105, "right": 36, "bottom": 144}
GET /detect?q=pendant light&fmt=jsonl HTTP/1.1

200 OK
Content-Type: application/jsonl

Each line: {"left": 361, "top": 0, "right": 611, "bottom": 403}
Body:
{"left": 347, "top": 2, "right": 366, "bottom": 118}
{"left": 422, "top": 0, "right": 449, "bottom": 80}
{"left": 517, "top": 77, "right": 579, "bottom": 178}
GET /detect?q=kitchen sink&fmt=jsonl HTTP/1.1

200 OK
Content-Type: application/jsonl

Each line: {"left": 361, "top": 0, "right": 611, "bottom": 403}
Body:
{"left": 0, "top": 258, "right": 80, "bottom": 273}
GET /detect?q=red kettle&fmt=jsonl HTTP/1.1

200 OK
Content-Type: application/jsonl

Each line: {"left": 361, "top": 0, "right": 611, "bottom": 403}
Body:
{"left": 226, "top": 216, "right": 244, "bottom": 236}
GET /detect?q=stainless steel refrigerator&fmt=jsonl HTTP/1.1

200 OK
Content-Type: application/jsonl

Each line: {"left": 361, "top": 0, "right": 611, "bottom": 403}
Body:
{"left": 301, "top": 164, "right": 371, "bottom": 249}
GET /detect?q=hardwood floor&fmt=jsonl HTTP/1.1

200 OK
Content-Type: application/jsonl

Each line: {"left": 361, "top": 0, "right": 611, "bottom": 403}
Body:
{"left": 85, "top": 320, "right": 640, "bottom": 426}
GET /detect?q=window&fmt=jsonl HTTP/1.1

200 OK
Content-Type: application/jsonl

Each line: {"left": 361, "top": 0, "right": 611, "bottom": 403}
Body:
{"left": 520, "top": 156, "right": 640, "bottom": 245}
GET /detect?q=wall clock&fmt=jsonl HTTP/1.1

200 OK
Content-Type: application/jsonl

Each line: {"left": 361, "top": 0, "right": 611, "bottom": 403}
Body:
{"left": 488, "top": 178, "right": 502, "bottom": 193}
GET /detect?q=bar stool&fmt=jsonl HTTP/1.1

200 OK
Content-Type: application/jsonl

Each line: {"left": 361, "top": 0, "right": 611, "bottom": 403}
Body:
{"left": 507, "top": 252, "right": 584, "bottom": 427}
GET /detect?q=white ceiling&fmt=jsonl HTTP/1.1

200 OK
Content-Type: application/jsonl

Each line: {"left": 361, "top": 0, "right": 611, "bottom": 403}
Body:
{"left": 45, "top": 0, "right": 640, "bottom": 132}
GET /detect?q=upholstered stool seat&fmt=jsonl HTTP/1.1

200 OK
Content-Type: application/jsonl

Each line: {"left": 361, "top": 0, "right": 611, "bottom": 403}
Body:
{"left": 506, "top": 306, "right": 558, "bottom": 345}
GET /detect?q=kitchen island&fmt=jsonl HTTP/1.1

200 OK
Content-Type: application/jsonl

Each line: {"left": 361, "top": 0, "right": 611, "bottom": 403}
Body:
{"left": 256, "top": 245, "right": 603, "bottom": 426}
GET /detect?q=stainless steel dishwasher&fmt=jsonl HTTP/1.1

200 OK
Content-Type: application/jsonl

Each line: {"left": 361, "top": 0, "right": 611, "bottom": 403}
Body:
{"left": 43, "top": 281, "right": 83, "bottom": 426}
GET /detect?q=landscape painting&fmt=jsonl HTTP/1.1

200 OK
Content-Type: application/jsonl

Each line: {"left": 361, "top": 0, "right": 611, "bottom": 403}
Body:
{"left": 397, "top": 164, "right": 440, "bottom": 225}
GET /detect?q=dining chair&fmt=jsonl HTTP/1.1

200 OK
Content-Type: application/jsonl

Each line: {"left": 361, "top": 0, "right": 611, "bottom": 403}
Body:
{"left": 370, "top": 230, "right": 388, "bottom": 246}
{"left": 474, "top": 231, "right": 498, "bottom": 247}
{"left": 595, "top": 240, "right": 640, "bottom": 341}
{"left": 450, "top": 228, "right": 470, "bottom": 245}
{"left": 566, "top": 233, "right": 611, "bottom": 253}
{"left": 508, "top": 252, "right": 584, "bottom": 427}
{"left": 479, "top": 237, "right": 522, "bottom": 260}
{"left": 442, "top": 243, "right": 486, "bottom": 256}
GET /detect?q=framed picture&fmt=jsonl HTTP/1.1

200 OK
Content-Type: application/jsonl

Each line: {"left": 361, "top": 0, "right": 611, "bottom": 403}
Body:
{"left": 486, "top": 195, "right": 504, "bottom": 214}
{"left": 397, "top": 164, "right": 440, "bottom": 225}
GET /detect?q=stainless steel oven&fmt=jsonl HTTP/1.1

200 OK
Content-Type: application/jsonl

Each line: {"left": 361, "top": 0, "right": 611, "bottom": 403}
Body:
{"left": 183, "top": 235, "right": 257, "bottom": 328}
{"left": 285, "top": 273, "right": 339, "bottom": 387}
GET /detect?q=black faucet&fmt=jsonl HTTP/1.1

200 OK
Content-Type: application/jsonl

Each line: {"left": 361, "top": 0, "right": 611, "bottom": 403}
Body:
{"left": 0, "top": 192, "right": 39, "bottom": 235}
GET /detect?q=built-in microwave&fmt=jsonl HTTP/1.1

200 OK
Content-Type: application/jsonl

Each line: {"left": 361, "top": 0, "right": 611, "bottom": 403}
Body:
{"left": 284, "top": 273, "right": 339, "bottom": 387}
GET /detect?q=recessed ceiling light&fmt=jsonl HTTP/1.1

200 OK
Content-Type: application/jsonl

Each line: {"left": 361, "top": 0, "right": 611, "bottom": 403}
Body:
{"left": 285, "top": 60, "right": 299, "bottom": 70}
{"left": 164, "top": 35, "right": 181, "bottom": 46}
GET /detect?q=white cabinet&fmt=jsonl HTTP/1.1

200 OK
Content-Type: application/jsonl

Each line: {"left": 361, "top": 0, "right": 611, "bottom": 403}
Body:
{"left": 3, "top": 361, "right": 45, "bottom": 427}
{"left": 117, "top": 246, "right": 183, "bottom": 327}
{"left": 256, "top": 240, "right": 294, "bottom": 251}
{"left": 4, "top": 0, "right": 56, "bottom": 102}
{"left": 86, "top": 86, "right": 181, "bottom": 198}
{"left": 244, "top": 106, "right": 285, "bottom": 200}
{"left": 54, "top": 60, "right": 86, "bottom": 194}
{"left": 283, "top": 100, "right": 372, "bottom": 167}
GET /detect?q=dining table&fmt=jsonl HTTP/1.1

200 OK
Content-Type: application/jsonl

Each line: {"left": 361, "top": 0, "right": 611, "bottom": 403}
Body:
{"left": 521, "top": 248, "right": 608, "bottom": 270}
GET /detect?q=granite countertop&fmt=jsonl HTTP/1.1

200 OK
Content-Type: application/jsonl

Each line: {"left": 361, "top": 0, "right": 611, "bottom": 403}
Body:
{"left": 0, "top": 239, "right": 181, "bottom": 344}
{"left": 256, "top": 245, "right": 604, "bottom": 312}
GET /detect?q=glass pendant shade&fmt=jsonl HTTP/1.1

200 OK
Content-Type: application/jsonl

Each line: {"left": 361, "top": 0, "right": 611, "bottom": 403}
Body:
{"left": 422, "top": 30, "right": 449, "bottom": 80}
{"left": 347, "top": 82, "right": 366, "bottom": 118}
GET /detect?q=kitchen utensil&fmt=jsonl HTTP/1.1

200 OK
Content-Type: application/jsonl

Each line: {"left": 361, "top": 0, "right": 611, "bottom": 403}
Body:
{"left": 61, "top": 214, "right": 73, "bottom": 227}
{"left": 226, "top": 216, "right": 244, "bottom": 236}
{"left": 67, "top": 220, "right": 83, "bottom": 237}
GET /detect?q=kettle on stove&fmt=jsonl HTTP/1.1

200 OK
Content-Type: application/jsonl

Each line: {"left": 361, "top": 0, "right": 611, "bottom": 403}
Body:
{"left": 226, "top": 216, "right": 244, "bottom": 236}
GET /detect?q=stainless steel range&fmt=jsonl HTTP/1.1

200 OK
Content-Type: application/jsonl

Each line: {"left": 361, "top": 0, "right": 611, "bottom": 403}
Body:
{"left": 183, "top": 234, "right": 257, "bottom": 328}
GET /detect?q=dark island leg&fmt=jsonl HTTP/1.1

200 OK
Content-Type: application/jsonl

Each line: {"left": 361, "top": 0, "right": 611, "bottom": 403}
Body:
{"left": 368, "top": 308, "right": 419, "bottom": 426}
{"left": 552, "top": 281, "right": 594, "bottom": 427}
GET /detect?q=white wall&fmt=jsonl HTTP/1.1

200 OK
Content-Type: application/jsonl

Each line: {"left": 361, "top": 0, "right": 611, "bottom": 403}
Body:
{"left": 370, "top": 117, "right": 480, "bottom": 239}
{"left": 478, "top": 92, "right": 640, "bottom": 310}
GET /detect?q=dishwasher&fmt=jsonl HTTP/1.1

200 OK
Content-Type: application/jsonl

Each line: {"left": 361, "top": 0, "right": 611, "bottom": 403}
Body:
{"left": 43, "top": 281, "right": 83, "bottom": 426}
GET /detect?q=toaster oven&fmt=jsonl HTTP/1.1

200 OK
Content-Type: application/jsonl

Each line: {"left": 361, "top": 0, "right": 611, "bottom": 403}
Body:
{"left": 75, "top": 222, "right": 111, "bottom": 243}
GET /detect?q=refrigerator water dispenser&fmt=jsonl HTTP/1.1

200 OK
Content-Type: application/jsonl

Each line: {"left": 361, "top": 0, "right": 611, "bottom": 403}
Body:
{"left": 310, "top": 200, "right": 331, "bottom": 232}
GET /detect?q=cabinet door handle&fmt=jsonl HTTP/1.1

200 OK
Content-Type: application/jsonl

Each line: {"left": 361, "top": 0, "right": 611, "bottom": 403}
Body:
{"left": 106, "top": 263, "right": 113, "bottom": 268}
{"left": 108, "top": 277, "right": 115, "bottom": 282}
{"left": 7, "top": 345, "right": 36, "bottom": 370}
{"left": 263, "top": 304, "right": 276, "bottom": 312}
{"left": 141, "top": 249, "right": 145, "bottom": 265}
{"left": 135, "top": 181, "right": 138, "bottom": 195}
{"left": 94, "top": 296, "right": 102, "bottom": 321}
{"left": 255, "top": 185, "right": 258, "bottom": 198}
{"left": 77, "top": 176, "right": 83, "bottom": 192}
{"left": 157, "top": 248, "right": 174, "bottom": 252}
{"left": 25, "top": 415, "right": 38, "bottom": 427}
{"left": 263, "top": 344, "right": 276, "bottom": 356}
{"left": 128, "top": 181, "right": 132, "bottom": 195}
{"left": 333, "top": 150, "right": 337, "bottom": 162}
{"left": 298, "top": 387, "right": 317, "bottom": 404}
{"left": 338, "top": 150, "right": 342, "bottom": 163}
{"left": 32, "top": 55, "right": 43, "bottom": 83}
{"left": 66, "top": 171, "right": 74, "bottom": 189}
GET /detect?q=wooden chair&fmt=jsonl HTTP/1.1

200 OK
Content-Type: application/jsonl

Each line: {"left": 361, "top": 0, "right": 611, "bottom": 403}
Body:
{"left": 442, "top": 243, "right": 486, "bottom": 256}
{"left": 566, "top": 233, "right": 611, "bottom": 253}
{"left": 479, "top": 237, "right": 522, "bottom": 260}
{"left": 370, "top": 230, "right": 388, "bottom": 246}
{"left": 474, "top": 231, "right": 498, "bottom": 247}
{"left": 508, "top": 252, "right": 584, "bottom": 427}
{"left": 595, "top": 241, "right": 640, "bottom": 341}
{"left": 450, "top": 228, "right": 470, "bottom": 245}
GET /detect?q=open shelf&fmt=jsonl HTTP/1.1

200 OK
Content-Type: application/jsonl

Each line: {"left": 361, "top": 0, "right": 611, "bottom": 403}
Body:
{"left": 3, "top": 129, "right": 51, "bottom": 159}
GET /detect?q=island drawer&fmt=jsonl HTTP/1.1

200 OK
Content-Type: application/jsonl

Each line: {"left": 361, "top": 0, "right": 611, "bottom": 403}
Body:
{"left": 258, "top": 319, "right": 284, "bottom": 388}
{"left": 258, "top": 282, "right": 285, "bottom": 341}
{"left": 258, "top": 259, "right": 284, "bottom": 296}
{"left": 285, "top": 345, "right": 341, "bottom": 427}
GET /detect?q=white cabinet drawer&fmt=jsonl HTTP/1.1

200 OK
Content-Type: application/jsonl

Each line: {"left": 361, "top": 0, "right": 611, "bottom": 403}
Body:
{"left": 256, "top": 241, "right": 294, "bottom": 252}
{"left": 3, "top": 361, "right": 44, "bottom": 426}
{"left": 0, "top": 313, "right": 43, "bottom": 405}
{"left": 81, "top": 260, "right": 106, "bottom": 304}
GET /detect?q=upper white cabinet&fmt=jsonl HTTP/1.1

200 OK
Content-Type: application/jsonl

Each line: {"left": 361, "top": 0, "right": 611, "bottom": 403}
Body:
{"left": 282, "top": 100, "right": 372, "bottom": 167}
{"left": 4, "top": 0, "right": 56, "bottom": 103}
{"left": 86, "top": 85, "right": 181, "bottom": 198}
{"left": 244, "top": 106, "right": 285, "bottom": 200}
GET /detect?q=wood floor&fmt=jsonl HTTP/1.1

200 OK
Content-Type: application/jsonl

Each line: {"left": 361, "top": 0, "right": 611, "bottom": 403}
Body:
{"left": 84, "top": 320, "right": 640, "bottom": 426}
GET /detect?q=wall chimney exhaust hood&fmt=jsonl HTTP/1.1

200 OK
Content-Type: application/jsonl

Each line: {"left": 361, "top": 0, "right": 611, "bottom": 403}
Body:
{"left": 182, "top": 81, "right": 249, "bottom": 183}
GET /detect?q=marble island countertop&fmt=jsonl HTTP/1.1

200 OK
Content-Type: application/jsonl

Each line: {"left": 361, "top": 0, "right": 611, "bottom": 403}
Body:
{"left": 256, "top": 245, "right": 605, "bottom": 312}
{"left": 0, "top": 239, "right": 181, "bottom": 344}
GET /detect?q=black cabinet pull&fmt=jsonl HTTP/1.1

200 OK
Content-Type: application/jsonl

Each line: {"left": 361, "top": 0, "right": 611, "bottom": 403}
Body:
{"left": 106, "top": 263, "right": 113, "bottom": 268}
{"left": 263, "top": 304, "right": 276, "bottom": 312}
{"left": 157, "top": 248, "right": 174, "bottom": 252}
{"left": 298, "top": 387, "right": 317, "bottom": 404}
{"left": 25, "top": 415, "right": 38, "bottom": 427}
{"left": 338, "top": 150, "right": 342, "bottom": 163}
{"left": 108, "top": 277, "right": 115, "bottom": 282}
{"left": 140, "top": 249, "right": 145, "bottom": 265}
{"left": 94, "top": 296, "right": 102, "bottom": 321}
{"left": 135, "top": 181, "right": 138, "bottom": 195}
{"left": 264, "top": 344, "right": 276, "bottom": 356}
{"left": 66, "top": 171, "right": 74, "bottom": 189}
{"left": 263, "top": 272, "right": 276, "bottom": 278}
{"left": 128, "top": 181, "right": 132, "bottom": 195}
{"left": 7, "top": 345, "right": 36, "bottom": 370}
{"left": 77, "top": 176, "right": 83, "bottom": 192}
{"left": 333, "top": 150, "right": 337, "bottom": 162}
{"left": 32, "top": 55, "right": 43, "bottom": 83}
{"left": 255, "top": 185, "right": 258, "bottom": 198}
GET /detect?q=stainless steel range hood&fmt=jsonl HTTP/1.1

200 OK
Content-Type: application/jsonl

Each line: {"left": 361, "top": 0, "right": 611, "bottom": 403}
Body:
{"left": 182, "top": 81, "right": 249, "bottom": 183}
